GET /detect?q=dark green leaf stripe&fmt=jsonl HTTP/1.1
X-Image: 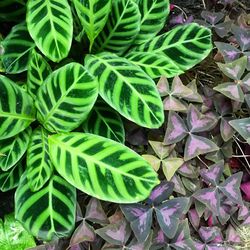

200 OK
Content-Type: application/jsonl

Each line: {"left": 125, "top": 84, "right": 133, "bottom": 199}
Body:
{"left": 26, "top": 0, "right": 73, "bottom": 62}
{"left": 73, "top": 0, "right": 111, "bottom": 50}
{"left": 0, "top": 162, "right": 24, "bottom": 192}
{"left": 134, "top": 0, "right": 170, "bottom": 45}
{"left": 0, "top": 127, "right": 31, "bottom": 171}
{"left": 35, "top": 62, "right": 98, "bottom": 133}
{"left": 131, "top": 23, "right": 212, "bottom": 77}
{"left": 27, "top": 50, "right": 52, "bottom": 98}
{"left": 1, "top": 22, "right": 35, "bottom": 73}
{"left": 49, "top": 133, "right": 160, "bottom": 203}
{"left": 27, "top": 127, "right": 53, "bottom": 192}
{"left": 0, "top": 0, "right": 26, "bottom": 22}
{"left": 0, "top": 75, "right": 35, "bottom": 140}
{"left": 85, "top": 52, "right": 164, "bottom": 128}
{"left": 82, "top": 99, "right": 125, "bottom": 143}
{"left": 92, "top": 0, "right": 141, "bottom": 55}
{"left": 15, "top": 173, "right": 76, "bottom": 241}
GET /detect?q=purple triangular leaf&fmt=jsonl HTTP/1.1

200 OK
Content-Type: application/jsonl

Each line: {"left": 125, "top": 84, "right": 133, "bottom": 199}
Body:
{"left": 242, "top": 72, "right": 250, "bottom": 90}
{"left": 85, "top": 198, "right": 109, "bottom": 224}
{"left": 214, "top": 42, "right": 241, "bottom": 62}
{"left": 193, "top": 188, "right": 220, "bottom": 215}
{"left": 220, "top": 118, "right": 234, "bottom": 142}
{"left": 178, "top": 161, "right": 199, "bottom": 178}
{"left": 170, "top": 76, "right": 193, "bottom": 97}
{"left": 187, "top": 104, "right": 217, "bottom": 133}
{"left": 193, "top": 241, "right": 206, "bottom": 250}
{"left": 164, "top": 111, "right": 188, "bottom": 145}
{"left": 152, "top": 228, "right": 168, "bottom": 249}
{"left": 226, "top": 225, "right": 241, "bottom": 243}
{"left": 157, "top": 76, "right": 170, "bottom": 97}
{"left": 171, "top": 174, "right": 186, "bottom": 195}
{"left": 214, "top": 21, "right": 232, "bottom": 38}
{"left": 184, "top": 80, "right": 203, "bottom": 103}
{"left": 184, "top": 134, "right": 219, "bottom": 161}
{"left": 148, "top": 141, "right": 175, "bottom": 160}
{"left": 198, "top": 226, "right": 221, "bottom": 243}
{"left": 120, "top": 204, "right": 149, "bottom": 222}
{"left": 200, "top": 161, "right": 224, "bottom": 186}
{"left": 147, "top": 181, "right": 174, "bottom": 205}
{"left": 238, "top": 203, "right": 250, "bottom": 220}
{"left": 201, "top": 11, "right": 224, "bottom": 25}
{"left": 95, "top": 218, "right": 131, "bottom": 246}
{"left": 163, "top": 96, "right": 187, "bottom": 112}
{"left": 213, "top": 94, "right": 232, "bottom": 116}
{"left": 219, "top": 172, "right": 243, "bottom": 205}
{"left": 218, "top": 205, "right": 231, "bottom": 225}
{"left": 188, "top": 209, "right": 200, "bottom": 230}
{"left": 155, "top": 197, "right": 189, "bottom": 239}
{"left": 127, "top": 234, "right": 153, "bottom": 250}
{"left": 232, "top": 25, "right": 250, "bottom": 51}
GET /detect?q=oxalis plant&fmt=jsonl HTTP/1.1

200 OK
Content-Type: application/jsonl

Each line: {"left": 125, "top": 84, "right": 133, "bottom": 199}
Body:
{"left": 0, "top": 0, "right": 212, "bottom": 242}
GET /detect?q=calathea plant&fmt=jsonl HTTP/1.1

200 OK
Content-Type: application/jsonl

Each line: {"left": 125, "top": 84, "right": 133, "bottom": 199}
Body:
{"left": 0, "top": 0, "right": 212, "bottom": 242}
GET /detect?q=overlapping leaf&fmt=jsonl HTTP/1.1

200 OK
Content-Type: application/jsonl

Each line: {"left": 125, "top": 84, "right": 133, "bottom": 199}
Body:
{"left": 0, "top": 75, "right": 35, "bottom": 140}
{"left": 92, "top": 0, "right": 140, "bottom": 55}
{"left": 15, "top": 173, "right": 76, "bottom": 241}
{"left": 0, "top": 127, "right": 31, "bottom": 171}
{"left": 133, "top": 0, "right": 170, "bottom": 45}
{"left": 0, "top": 0, "right": 26, "bottom": 22}
{"left": 229, "top": 118, "right": 250, "bottom": 143}
{"left": 49, "top": 132, "right": 159, "bottom": 203}
{"left": 26, "top": 0, "right": 73, "bottom": 62}
{"left": 27, "top": 50, "right": 51, "bottom": 98}
{"left": 85, "top": 52, "right": 164, "bottom": 128}
{"left": 73, "top": 0, "right": 111, "bottom": 50}
{"left": 82, "top": 100, "right": 125, "bottom": 143}
{"left": 36, "top": 62, "right": 98, "bottom": 133}
{"left": 1, "top": 22, "right": 35, "bottom": 73}
{"left": 26, "top": 127, "right": 53, "bottom": 192}
{"left": 127, "top": 23, "right": 212, "bottom": 78}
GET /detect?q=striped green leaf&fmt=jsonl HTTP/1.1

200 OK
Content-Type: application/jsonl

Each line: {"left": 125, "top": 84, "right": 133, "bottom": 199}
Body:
{"left": 128, "top": 23, "right": 212, "bottom": 78}
{"left": 1, "top": 22, "right": 35, "bottom": 73}
{"left": 0, "top": 0, "right": 26, "bottom": 22}
{"left": 15, "top": 173, "right": 76, "bottom": 241}
{"left": 134, "top": 0, "right": 170, "bottom": 45}
{"left": 92, "top": 0, "right": 141, "bottom": 55}
{"left": 85, "top": 52, "right": 164, "bottom": 128}
{"left": 73, "top": 0, "right": 112, "bottom": 50}
{"left": 49, "top": 132, "right": 159, "bottom": 203}
{"left": 0, "top": 162, "right": 24, "bottom": 192}
{"left": 26, "top": 127, "right": 53, "bottom": 192}
{"left": 82, "top": 100, "right": 125, "bottom": 143}
{"left": 0, "top": 127, "right": 31, "bottom": 171}
{"left": 0, "top": 75, "right": 35, "bottom": 140}
{"left": 35, "top": 62, "right": 98, "bottom": 133}
{"left": 26, "top": 0, "right": 73, "bottom": 62}
{"left": 27, "top": 50, "right": 52, "bottom": 98}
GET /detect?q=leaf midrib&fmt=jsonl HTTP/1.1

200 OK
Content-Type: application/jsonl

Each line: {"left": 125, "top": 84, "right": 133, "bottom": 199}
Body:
{"left": 0, "top": 111, "right": 35, "bottom": 121}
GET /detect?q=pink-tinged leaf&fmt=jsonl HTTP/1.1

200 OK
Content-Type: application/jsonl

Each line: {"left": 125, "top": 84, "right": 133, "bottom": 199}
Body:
{"left": 229, "top": 118, "right": 250, "bottom": 142}
{"left": 120, "top": 204, "right": 148, "bottom": 222}
{"left": 194, "top": 241, "right": 206, "bottom": 250}
{"left": 184, "top": 134, "right": 219, "bottom": 161}
{"left": 238, "top": 203, "right": 250, "bottom": 220}
{"left": 240, "top": 181, "right": 250, "bottom": 201}
{"left": 163, "top": 96, "right": 187, "bottom": 112}
{"left": 164, "top": 111, "right": 188, "bottom": 145}
{"left": 188, "top": 209, "right": 200, "bottom": 230}
{"left": 162, "top": 157, "right": 184, "bottom": 181}
{"left": 214, "top": 83, "right": 244, "bottom": 102}
{"left": 85, "top": 198, "right": 109, "bottom": 224}
{"left": 142, "top": 154, "right": 161, "bottom": 172}
{"left": 213, "top": 94, "right": 232, "bottom": 116}
{"left": 214, "top": 42, "right": 241, "bottom": 62}
{"left": 184, "top": 80, "right": 203, "bottom": 103}
{"left": 206, "top": 244, "right": 228, "bottom": 250}
{"left": 69, "top": 220, "right": 95, "bottom": 247}
{"left": 95, "top": 218, "right": 131, "bottom": 245}
{"left": 193, "top": 188, "right": 220, "bottom": 215}
{"left": 200, "top": 161, "right": 224, "bottom": 186}
{"left": 155, "top": 197, "right": 189, "bottom": 239}
{"left": 242, "top": 72, "right": 250, "bottom": 90}
{"left": 171, "top": 174, "right": 186, "bottom": 195}
{"left": 195, "top": 200, "right": 207, "bottom": 218}
{"left": 220, "top": 118, "right": 234, "bottom": 142}
{"left": 219, "top": 172, "right": 243, "bottom": 205}
{"left": 226, "top": 225, "right": 241, "bottom": 243}
{"left": 153, "top": 229, "right": 166, "bottom": 245}
{"left": 187, "top": 104, "right": 216, "bottom": 133}
{"left": 233, "top": 26, "right": 250, "bottom": 51}
{"left": 148, "top": 140, "right": 175, "bottom": 160}
{"left": 127, "top": 234, "right": 153, "bottom": 250}
{"left": 217, "top": 56, "right": 247, "bottom": 80}
{"left": 218, "top": 205, "right": 231, "bottom": 225}
{"left": 201, "top": 11, "right": 224, "bottom": 25}
{"left": 170, "top": 76, "right": 193, "bottom": 97}
{"left": 148, "top": 181, "right": 174, "bottom": 205}
{"left": 178, "top": 161, "right": 199, "bottom": 178}
{"left": 198, "top": 226, "right": 221, "bottom": 243}
{"left": 157, "top": 76, "right": 170, "bottom": 97}
{"left": 243, "top": 214, "right": 250, "bottom": 225}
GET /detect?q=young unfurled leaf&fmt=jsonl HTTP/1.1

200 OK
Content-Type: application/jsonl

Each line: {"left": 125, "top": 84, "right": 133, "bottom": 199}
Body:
{"left": 218, "top": 172, "right": 243, "bottom": 205}
{"left": 155, "top": 197, "right": 189, "bottom": 239}
{"left": 162, "top": 157, "right": 184, "bottom": 181}
{"left": 200, "top": 161, "right": 224, "bottom": 186}
{"left": 187, "top": 104, "right": 216, "bottom": 133}
{"left": 95, "top": 218, "right": 131, "bottom": 246}
{"left": 164, "top": 111, "right": 188, "bottom": 145}
{"left": 184, "top": 134, "right": 219, "bottom": 161}
{"left": 0, "top": 127, "right": 31, "bottom": 171}
{"left": 193, "top": 188, "right": 220, "bottom": 215}
{"left": 229, "top": 118, "right": 250, "bottom": 142}
{"left": 85, "top": 198, "right": 109, "bottom": 224}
